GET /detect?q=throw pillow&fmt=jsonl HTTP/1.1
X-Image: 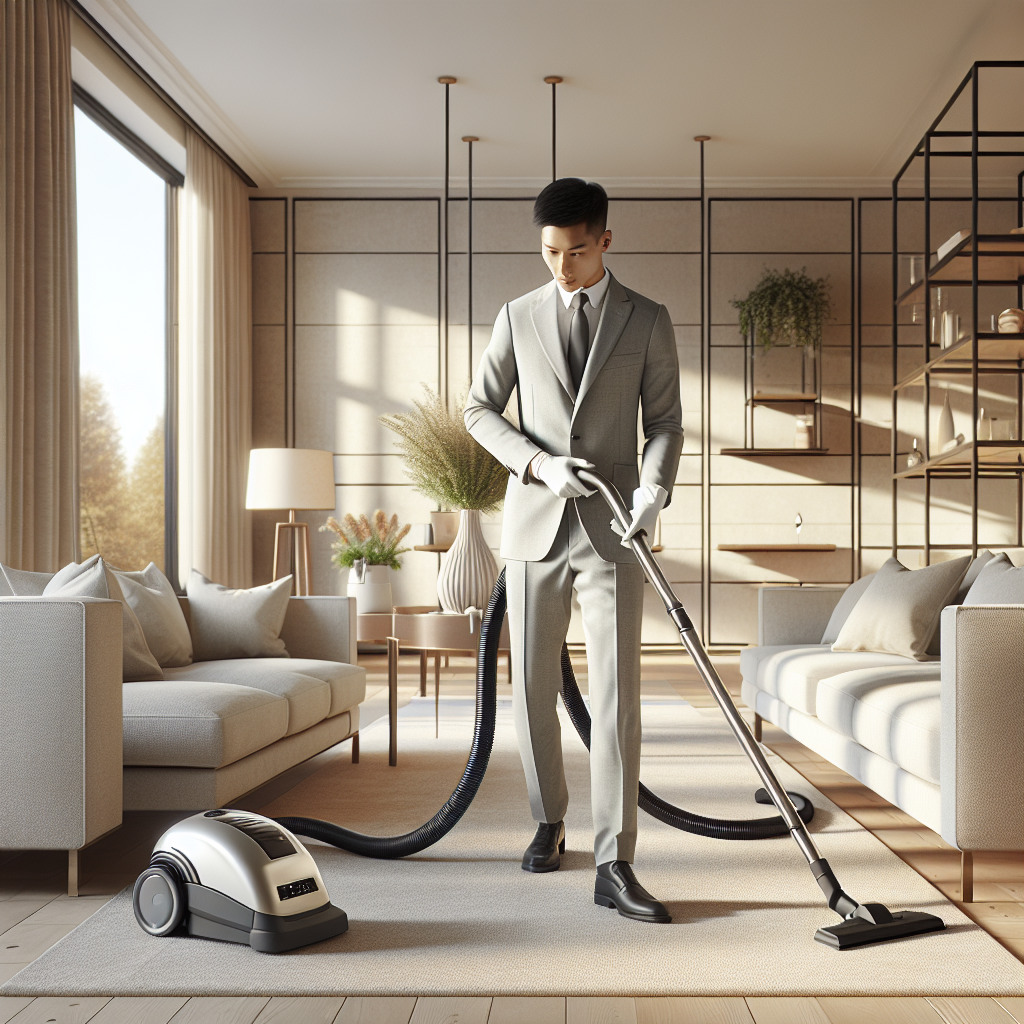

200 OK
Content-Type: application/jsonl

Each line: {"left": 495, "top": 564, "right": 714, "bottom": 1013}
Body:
{"left": 831, "top": 555, "right": 971, "bottom": 661}
{"left": 186, "top": 570, "right": 293, "bottom": 662}
{"left": 820, "top": 573, "right": 876, "bottom": 645}
{"left": 925, "top": 549, "right": 996, "bottom": 656}
{"left": 111, "top": 562, "right": 193, "bottom": 668}
{"left": 42, "top": 557, "right": 163, "bottom": 681}
{"left": 963, "top": 552, "right": 1024, "bottom": 604}
{"left": 1, "top": 562, "right": 60, "bottom": 596}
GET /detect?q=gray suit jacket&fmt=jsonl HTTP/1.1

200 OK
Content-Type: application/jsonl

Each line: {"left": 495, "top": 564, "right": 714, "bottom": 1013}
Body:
{"left": 464, "top": 273, "right": 683, "bottom": 563}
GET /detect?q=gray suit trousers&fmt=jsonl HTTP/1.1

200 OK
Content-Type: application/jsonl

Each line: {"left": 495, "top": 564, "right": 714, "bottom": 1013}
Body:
{"left": 505, "top": 507, "right": 644, "bottom": 866}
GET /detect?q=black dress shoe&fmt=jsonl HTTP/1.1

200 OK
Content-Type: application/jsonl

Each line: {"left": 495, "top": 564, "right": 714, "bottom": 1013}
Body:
{"left": 521, "top": 821, "right": 565, "bottom": 872}
{"left": 594, "top": 861, "right": 671, "bottom": 923}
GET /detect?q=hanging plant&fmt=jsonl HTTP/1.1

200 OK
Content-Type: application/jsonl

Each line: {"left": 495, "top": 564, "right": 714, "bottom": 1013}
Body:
{"left": 732, "top": 267, "right": 832, "bottom": 350}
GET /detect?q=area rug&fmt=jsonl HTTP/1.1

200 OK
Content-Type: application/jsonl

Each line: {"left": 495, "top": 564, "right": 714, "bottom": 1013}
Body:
{"left": 4, "top": 696, "right": 1023, "bottom": 997}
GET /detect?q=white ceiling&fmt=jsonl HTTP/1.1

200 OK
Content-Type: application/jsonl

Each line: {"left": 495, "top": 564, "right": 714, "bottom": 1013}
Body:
{"left": 81, "top": 0, "right": 1024, "bottom": 190}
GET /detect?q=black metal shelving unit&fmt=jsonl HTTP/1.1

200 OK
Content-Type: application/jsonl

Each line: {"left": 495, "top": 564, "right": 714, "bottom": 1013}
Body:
{"left": 891, "top": 61, "right": 1024, "bottom": 563}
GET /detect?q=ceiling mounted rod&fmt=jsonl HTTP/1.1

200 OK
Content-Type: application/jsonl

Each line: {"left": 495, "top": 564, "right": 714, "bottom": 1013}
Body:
{"left": 694, "top": 135, "right": 711, "bottom": 640}
{"left": 438, "top": 77, "right": 456, "bottom": 404}
{"left": 463, "top": 136, "right": 479, "bottom": 385}
{"left": 544, "top": 76, "right": 563, "bottom": 181}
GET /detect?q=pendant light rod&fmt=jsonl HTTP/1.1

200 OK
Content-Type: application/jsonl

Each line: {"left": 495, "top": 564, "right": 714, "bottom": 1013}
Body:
{"left": 438, "top": 77, "right": 456, "bottom": 405}
{"left": 544, "top": 76, "right": 563, "bottom": 181}
{"left": 463, "top": 136, "right": 479, "bottom": 385}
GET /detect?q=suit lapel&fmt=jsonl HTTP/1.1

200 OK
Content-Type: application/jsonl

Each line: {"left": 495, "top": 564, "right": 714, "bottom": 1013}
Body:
{"left": 530, "top": 283, "right": 575, "bottom": 399}
{"left": 574, "top": 273, "right": 633, "bottom": 411}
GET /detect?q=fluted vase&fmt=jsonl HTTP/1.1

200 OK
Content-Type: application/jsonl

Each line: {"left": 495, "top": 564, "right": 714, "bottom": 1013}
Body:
{"left": 437, "top": 509, "right": 498, "bottom": 614}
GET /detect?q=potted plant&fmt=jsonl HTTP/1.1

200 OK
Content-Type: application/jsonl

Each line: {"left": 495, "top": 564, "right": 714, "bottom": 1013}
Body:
{"left": 381, "top": 387, "right": 508, "bottom": 613}
{"left": 731, "top": 267, "right": 832, "bottom": 351}
{"left": 320, "top": 510, "right": 411, "bottom": 613}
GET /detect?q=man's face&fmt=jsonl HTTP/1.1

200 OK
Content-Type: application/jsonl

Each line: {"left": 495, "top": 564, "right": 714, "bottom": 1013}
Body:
{"left": 540, "top": 222, "right": 612, "bottom": 292}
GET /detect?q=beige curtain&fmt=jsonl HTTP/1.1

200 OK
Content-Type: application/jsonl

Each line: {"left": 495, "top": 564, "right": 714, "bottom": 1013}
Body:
{"left": 0, "top": 0, "right": 79, "bottom": 571}
{"left": 177, "top": 127, "right": 252, "bottom": 590}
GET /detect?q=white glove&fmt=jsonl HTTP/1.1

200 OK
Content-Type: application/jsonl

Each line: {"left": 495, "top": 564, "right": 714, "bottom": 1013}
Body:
{"left": 532, "top": 454, "right": 597, "bottom": 499}
{"left": 611, "top": 484, "right": 668, "bottom": 547}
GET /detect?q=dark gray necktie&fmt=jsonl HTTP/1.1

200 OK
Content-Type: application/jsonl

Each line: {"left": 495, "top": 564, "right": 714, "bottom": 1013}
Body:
{"left": 568, "top": 291, "right": 590, "bottom": 392}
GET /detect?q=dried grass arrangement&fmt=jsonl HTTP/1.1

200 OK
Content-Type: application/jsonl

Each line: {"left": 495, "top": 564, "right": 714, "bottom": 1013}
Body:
{"left": 380, "top": 387, "right": 508, "bottom": 514}
{"left": 320, "top": 510, "right": 411, "bottom": 571}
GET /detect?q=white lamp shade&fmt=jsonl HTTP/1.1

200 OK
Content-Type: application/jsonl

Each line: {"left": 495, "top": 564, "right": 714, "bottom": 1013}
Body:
{"left": 246, "top": 448, "right": 336, "bottom": 510}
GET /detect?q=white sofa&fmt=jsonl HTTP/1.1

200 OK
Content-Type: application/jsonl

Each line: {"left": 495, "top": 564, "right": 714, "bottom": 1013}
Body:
{"left": 741, "top": 585, "right": 1024, "bottom": 901}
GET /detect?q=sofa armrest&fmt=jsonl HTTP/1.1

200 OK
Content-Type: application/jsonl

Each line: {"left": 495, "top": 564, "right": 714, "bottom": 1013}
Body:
{"left": 940, "top": 604, "right": 1024, "bottom": 852}
{"left": 757, "top": 586, "right": 845, "bottom": 646}
{"left": 280, "top": 596, "right": 358, "bottom": 665}
{"left": 0, "top": 597, "right": 123, "bottom": 850}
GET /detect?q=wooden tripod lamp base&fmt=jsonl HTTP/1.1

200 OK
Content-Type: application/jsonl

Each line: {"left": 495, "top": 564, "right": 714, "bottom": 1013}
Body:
{"left": 246, "top": 448, "right": 336, "bottom": 596}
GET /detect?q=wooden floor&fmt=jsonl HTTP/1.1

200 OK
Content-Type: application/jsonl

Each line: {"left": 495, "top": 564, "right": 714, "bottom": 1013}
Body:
{"left": 1, "top": 650, "right": 1022, "bottom": 1022}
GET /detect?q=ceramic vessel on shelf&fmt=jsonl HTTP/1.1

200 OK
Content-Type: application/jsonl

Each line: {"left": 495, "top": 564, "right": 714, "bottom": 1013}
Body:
{"left": 429, "top": 510, "right": 460, "bottom": 548}
{"left": 997, "top": 308, "right": 1024, "bottom": 334}
{"left": 794, "top": 415, "right": 814, "bottom": 449}
{"left": 941, "top": 310, "right": 960, "bottom": 349}
{"left": 437, "top": 509, "right": 498, "bottom": 614}
{"left": 347, "top": 559, "right": 392, "bottom": 613}
{"left": 907, "top": 440, "right": 924, "bottom": 468}
{"left": 936, "top": 391, "right": 955, "bottom": 450}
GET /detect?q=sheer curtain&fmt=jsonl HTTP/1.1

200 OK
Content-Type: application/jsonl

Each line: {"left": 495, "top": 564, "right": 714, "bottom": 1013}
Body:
{"left": 177, "top": 127, "right": 252, "bottom": 589}
{"left": 1, "top": 0, "right": 79, "bottom": 571}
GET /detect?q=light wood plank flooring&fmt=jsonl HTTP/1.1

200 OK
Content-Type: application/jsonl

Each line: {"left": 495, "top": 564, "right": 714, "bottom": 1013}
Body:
{"left": 1, "top": 650, "right": 1021, "bottom": 1015}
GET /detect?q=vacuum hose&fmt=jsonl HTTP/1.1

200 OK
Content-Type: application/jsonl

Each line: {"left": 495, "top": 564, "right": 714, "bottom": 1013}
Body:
{"left": 276, "top": 570, "right": 812, "bottom": 856}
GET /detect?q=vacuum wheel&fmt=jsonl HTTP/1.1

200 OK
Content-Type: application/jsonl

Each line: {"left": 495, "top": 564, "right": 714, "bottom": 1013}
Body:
{"left": 133, "top": 865, "right": 186, "bottom": 937}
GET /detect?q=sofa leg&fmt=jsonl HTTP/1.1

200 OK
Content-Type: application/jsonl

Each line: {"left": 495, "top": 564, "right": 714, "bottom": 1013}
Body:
{"left": 961, "top": 850, "right": 974, "bottom": 903}
{"left": 753, "top": 713, "right": 763, "bottom": 743}
{"left": 351, "top": 731, "right": 360, "bottom": 764}
{"left": 68, "top": 849, "right": 79, "bottom": 898}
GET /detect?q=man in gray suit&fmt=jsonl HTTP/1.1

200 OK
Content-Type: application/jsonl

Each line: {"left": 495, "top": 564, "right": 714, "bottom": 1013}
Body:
{"left": 464, "top": 179, "right": 683, "bottom": 923}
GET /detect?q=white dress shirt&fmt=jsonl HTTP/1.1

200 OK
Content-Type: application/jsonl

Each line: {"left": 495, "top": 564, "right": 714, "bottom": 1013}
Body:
{"left": 556, "top": 269, "right": 610, "bottom": 349}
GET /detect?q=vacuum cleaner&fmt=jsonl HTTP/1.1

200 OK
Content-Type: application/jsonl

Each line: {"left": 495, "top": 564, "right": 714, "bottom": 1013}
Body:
{"left": 133, "top": 468, "right": 945, "bottom": 952}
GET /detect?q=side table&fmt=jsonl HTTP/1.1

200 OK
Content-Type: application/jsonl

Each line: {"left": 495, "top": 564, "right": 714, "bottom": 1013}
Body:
{"left": 357, "top": 608, "right": 510, "bottom": 765}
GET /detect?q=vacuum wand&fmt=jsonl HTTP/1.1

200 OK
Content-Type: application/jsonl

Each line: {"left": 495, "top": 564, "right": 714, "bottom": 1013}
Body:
{"left": 574, "top": 467, "right": 946, "bottom": 949}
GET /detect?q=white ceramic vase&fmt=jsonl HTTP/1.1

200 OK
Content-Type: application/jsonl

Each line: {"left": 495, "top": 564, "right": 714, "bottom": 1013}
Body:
{"left": 347, "top": 560, "right": 392, "bottom": 613}
{"left": 936, "top": 391, "right": 955, "bottom": 450}
{"left": 437, "top": 509, "right": 498, "bottom": 614}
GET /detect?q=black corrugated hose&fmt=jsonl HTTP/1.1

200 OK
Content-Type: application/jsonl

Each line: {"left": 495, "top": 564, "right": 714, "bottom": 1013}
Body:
{"left": 276, "top": 568, "right": 811, "bottom": 857}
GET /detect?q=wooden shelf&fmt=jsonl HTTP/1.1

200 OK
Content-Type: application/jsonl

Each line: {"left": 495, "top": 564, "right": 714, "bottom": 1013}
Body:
{"left": 413, "top": 544, "right": 452, "bottom": 553}
{"left": 720, "top": 448, "right": 829, "bottom": 456}
{"left": 748, "top": 392, "right": 817, "bottom": 404}
{"left": 896, "top": 233, "right": 1024, "bottom": 306}
{"left": 894, "top": 334, "right": 1024, "bottom": 389}
{"left": 894, "top": 440, "right": 1024, "bottom": 479}
{"left": 717, "top": 544, "right": 837, "bottom": 552}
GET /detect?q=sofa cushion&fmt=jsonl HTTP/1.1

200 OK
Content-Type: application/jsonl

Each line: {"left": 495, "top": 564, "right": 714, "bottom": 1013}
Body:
{"left": 123, "top": 680, "right": 288, "bottom": 768}
{"left": 832, "top": 556, "right": 971, "bottom": 661}
{"left": 963, "top": 552, "right": 1024, "bottom": 604}
{"left": 740, "top": 644, "right": 920, "bottom": 716}
{"left": 185, "top": 570, "right": 292, "bottom": 661}
{"left": 164, "top": 659, "right": 332, "bottom": 735}
{"left": 816, "top": 667, "right": 942, "bottom": 784}
{"left": 820, "top": 574, "right": 875, "bottom": 645}
{"left": 282, "top": 658, "right": 366, "bottom": 718}
{"left": 112, "top": 562, "right": 193, "bottom": 667}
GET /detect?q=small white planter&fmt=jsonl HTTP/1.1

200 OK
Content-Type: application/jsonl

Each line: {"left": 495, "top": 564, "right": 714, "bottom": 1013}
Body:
{"left": 437, "top": 509, "right": 498, "bottom": 614}
{"left": 347, "top": 562, "right": 393, "bottom": 613}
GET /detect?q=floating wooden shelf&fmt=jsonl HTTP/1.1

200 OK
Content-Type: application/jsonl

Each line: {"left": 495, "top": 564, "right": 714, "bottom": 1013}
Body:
{"left": 894, "top": 440, "right": 1024, "bottom": 479}
{"left": 896, "top": 233, "right": 1024, "bottom": 307}
{"left": 720, "top": 448, "right": 829, "bottom": 456}
{"left": 413, "top": 544, "right": 452, "bottom": 553}
{"left": 718, "top": 544, "right": 837, "bottom": 552}
{"left": 748, "top": 392, "right": 818, "bottom": 404}
{"left": 894, "top": 334, "right": 1024, "bottom": 389}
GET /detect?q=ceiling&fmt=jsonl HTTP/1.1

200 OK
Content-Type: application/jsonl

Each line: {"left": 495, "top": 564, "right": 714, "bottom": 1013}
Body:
{"left": 80, "top": 0, "right": 1024, "bottom": 190}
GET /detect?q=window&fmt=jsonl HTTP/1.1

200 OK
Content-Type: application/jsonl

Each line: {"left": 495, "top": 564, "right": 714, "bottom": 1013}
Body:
{"left": 74, "top": 101, "right": 171, "bottom": 571}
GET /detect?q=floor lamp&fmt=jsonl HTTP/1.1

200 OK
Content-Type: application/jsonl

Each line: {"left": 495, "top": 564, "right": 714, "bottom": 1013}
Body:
{"left": 245, "top": 448, "right": 336, "bottom": 596}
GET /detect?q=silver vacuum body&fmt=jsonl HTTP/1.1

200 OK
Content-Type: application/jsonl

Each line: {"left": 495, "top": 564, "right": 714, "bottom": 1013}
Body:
{"left": 132, "top": 809, "right": 348, "bottom": 953}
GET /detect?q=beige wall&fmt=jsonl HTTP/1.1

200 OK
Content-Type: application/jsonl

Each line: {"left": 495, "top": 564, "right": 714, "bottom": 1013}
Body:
{"left": 250, "top": 192, "right": 1024, "bottom": 646}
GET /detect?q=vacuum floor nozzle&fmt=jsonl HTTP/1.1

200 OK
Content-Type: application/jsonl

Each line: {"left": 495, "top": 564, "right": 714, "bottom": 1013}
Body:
{"left": 815, "top": 910, "right": 946, "bottom": 950}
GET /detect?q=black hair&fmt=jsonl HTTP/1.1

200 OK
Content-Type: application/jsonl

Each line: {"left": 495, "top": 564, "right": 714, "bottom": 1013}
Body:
{"left": 532, "top": 178, "right": 608, "bottom": 237}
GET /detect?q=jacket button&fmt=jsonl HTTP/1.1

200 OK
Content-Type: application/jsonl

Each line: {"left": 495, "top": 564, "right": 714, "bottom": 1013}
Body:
{"left": 571, "top": 435, "right": 580, "bottom": 440}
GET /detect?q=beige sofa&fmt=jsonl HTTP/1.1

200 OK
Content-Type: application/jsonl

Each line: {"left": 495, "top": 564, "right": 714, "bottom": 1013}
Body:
{"left": 0, "top": 593, "right": 364, "bottom": 893}
{"left": 741, "top": 585, "right": 1024, "bottom": 901}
